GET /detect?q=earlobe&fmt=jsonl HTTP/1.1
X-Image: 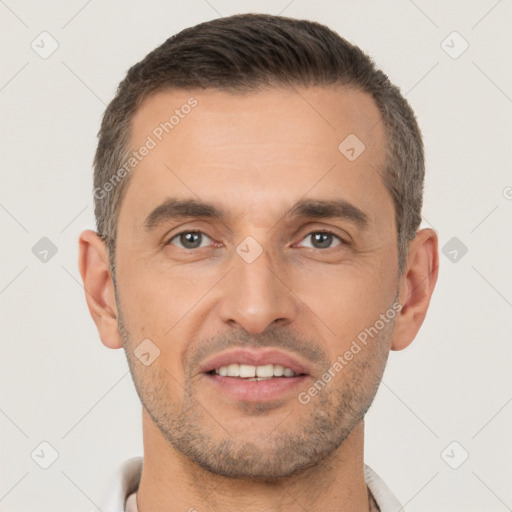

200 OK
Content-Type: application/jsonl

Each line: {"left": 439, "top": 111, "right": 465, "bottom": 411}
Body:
{"left": 391, "top": 228, "right": 439, "bottom": 351}
{"left": 78, "top": 230, "right": 123, "bottom": 349}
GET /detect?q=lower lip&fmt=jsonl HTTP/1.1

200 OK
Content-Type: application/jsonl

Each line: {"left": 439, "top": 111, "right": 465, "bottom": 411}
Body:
{"left": 203, "top": 373, "right": 309, "bottom": 402}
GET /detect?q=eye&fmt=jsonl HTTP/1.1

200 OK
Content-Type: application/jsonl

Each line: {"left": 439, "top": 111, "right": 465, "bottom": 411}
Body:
{"left": 167, "top": 231, "right": 213, "bottom": 249}
{"left": 297, "top": 231, "right": 346, "bottom": 249}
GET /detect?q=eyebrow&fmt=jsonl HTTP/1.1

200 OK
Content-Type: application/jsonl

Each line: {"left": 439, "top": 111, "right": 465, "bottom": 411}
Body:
{"left": 144, "top": 197, "right": 369, "bottom": 231}
{"left": 144, "top": 198, "right": 225, "bottom": 231}
{"left": 287, "top": 198, "right": 368, "bottom": 227}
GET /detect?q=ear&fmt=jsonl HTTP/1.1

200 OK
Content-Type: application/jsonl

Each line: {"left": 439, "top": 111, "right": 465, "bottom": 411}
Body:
{"left": 391, "top": 228, "right": 439, "bottom": 351}
{"left": 78, "top": 229, "right": 122, "bottom": 349}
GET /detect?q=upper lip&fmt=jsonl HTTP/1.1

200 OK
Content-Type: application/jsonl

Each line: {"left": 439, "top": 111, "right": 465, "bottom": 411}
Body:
{"left": 200, "top": 348, "right": 310, "bottom": 375}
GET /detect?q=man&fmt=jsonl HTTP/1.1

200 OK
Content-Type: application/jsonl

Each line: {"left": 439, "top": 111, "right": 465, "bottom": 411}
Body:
{"left": 79, "top": 13, "right": 438, "bottom": 512}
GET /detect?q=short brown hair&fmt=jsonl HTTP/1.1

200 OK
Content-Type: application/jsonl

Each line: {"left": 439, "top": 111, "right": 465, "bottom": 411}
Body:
{"left": 93, "top": 13, "right": 424, "bottom": 276}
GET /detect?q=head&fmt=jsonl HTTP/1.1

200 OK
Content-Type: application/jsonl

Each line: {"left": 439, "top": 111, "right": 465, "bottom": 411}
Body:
{"left": 79, "top": 13, "right": 438, "bottom": 481}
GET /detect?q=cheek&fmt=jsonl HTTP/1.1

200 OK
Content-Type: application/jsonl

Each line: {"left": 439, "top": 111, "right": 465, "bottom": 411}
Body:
{"left": 291, "top": 263, "right": 393, "bottom": 337}
{"left": 115, "top": 261, "right": 221, "bottom": 381}
{"left": 116, "top": 274, "right": 165, "bottom": 339}
{"left": 115, "top": 255, "right": 203, "bottom": 334}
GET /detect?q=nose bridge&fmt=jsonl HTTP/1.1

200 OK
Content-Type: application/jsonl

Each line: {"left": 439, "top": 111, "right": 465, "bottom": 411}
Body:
{"left": 219, "top": 236, "right": 296, "bottom": 333}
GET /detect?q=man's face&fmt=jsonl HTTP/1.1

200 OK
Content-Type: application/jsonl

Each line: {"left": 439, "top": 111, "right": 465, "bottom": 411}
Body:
{"left": 114, "top": 86, "right": 399, "bottom": 480}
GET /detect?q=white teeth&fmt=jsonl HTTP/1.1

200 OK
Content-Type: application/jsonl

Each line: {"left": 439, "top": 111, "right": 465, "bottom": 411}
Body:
{"left": 283, "top": 367, "right": 295, "bottom": 377}
{"left": 273, "top": 364, "right": 284, "bottom": 377}
{"left": 213, "top": 363, "right": 297, "bottom": 378}
{"left": 227, "top": 364, "right": 238, "bottom": 377}
{"left": 239, "top": 364, "right": 256, "bottom": 378}
{"left": 256, "top": 364, "right": 273, "bottom": 377}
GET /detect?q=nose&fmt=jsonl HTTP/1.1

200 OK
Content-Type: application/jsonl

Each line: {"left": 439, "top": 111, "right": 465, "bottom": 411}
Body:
{"left": 217, "top": 241, "right": 298, "bottom": 334}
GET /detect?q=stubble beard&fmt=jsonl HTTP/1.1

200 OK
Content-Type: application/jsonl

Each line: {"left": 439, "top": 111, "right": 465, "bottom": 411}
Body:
{"left": 118, "top": 309, "right": 393, "bottom": 482}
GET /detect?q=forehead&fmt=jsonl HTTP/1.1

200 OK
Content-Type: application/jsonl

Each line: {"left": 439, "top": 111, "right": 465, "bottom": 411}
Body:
{"left": 120, "top": 85, "right": 391, "bottom": 230}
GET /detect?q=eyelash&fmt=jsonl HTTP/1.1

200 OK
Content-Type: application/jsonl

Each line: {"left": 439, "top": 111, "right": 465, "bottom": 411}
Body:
{"left": 165, "top": 229, "right": 348, "bottom": 249}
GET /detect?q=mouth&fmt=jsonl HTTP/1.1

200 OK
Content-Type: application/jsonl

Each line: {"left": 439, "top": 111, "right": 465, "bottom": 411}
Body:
{"left": 203, "top": 371, "right": 309, "bottom": 402}
{"left": 206, "top": 363, "right": 306, "bottom": 380}
{"left": 200, "top": 350, "right": 311, "bottom": 402}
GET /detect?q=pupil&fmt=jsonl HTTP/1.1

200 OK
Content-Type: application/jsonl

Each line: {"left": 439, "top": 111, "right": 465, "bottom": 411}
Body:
{"left": 313, "top": 233, "right": 331, "bottom": 248}
{"left": 181, "top": 232, "right": 201, "bottom": 248}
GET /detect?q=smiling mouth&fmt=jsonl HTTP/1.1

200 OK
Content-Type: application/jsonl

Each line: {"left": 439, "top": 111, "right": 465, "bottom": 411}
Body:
{"left": 202, "top": 362, "right": 310, "bottom": 402}
{"left": 206, "top": 363, "right": 307, "bottom": 381}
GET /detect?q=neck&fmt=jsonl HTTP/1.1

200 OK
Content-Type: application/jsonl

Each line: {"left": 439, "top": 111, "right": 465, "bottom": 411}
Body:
{"left": 136, "top": 408, "right": 370, "bottom": 512}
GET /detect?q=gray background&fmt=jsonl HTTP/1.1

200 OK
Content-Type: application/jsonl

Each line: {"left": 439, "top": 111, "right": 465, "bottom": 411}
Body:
{"left": 1, "top": 1, "right": 511, "bottom": 511}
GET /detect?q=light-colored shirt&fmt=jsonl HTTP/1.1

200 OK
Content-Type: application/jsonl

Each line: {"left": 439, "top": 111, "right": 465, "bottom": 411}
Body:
{"left": 95, "top": 456, "right": 404, "bottom": 512}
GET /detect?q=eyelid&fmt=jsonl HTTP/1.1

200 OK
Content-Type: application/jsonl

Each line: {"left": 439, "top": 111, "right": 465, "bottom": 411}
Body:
{"left": 295, "top": 229, "right": 349, "bottom": 248}
{"left": 164, "top": 226, "right": 351, "bottom": 249}
{"left": 161, "top": 218, "right": 220, "bottom": 244}
{"left": 165, "top": 229, "right": 215, "bottom": 247}
{"left": 295, "top": 221, "right": 352, "bottom": 241}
